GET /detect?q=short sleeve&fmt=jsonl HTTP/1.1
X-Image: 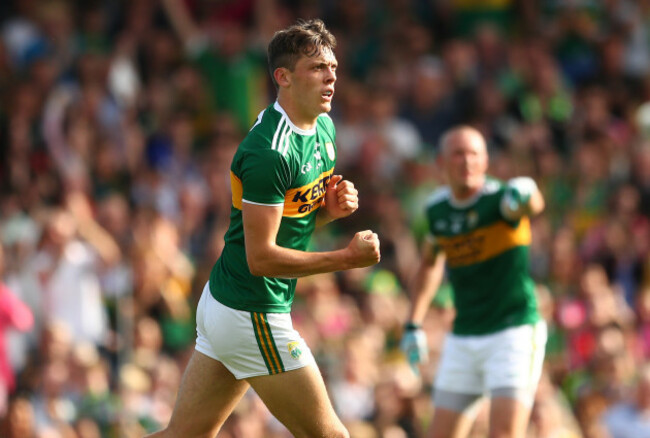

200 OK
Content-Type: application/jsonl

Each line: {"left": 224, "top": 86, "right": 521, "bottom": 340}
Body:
{"left": 240, "top": 148, "right": 292, "bottom": 205}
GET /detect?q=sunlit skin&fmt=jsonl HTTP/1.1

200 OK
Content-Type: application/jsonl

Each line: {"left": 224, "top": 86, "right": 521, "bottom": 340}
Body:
{"left": 275, "top": 46, "right": 337, "bottom": 130}
{"left": 439, "top": 127, "right": 489, "bottom": 201}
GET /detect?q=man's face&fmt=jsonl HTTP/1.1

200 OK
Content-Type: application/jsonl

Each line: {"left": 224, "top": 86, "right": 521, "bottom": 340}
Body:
{"left": 441, "top": 132, "right": 488, "bottom": 193}
{"left": 287, "top": 46, "right": 337, "bottom": 118}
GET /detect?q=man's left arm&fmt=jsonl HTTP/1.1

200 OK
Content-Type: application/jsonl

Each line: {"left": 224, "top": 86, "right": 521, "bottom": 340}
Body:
{"left": 500, "top": 176, "right": 545, "bottom": 221}
{"left": 316, "top": 175, "right": 358, "bottom": 227}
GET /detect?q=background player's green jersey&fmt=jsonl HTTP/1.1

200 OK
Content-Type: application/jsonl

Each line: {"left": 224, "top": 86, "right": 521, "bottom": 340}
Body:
{"left": 425, "top": 177, "right": 541, "bottom": 335}
{"left": 209, "top": 102, "right": 337, "bottom": 313}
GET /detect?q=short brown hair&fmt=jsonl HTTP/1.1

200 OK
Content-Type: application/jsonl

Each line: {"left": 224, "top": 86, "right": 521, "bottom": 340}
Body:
{"left": 267, "top": 19, "right": 336, "bottom": 88}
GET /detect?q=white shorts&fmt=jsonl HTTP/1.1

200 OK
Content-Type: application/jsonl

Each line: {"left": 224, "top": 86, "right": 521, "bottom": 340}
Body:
{"left": 434, "top": 321, "right": 547, "bottom": 398}
{"left": 195, "top": 282, "right": 315, "bottom": 379}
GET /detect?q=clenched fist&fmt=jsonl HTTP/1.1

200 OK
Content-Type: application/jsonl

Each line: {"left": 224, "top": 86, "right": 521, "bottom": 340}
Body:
{"left": 346, "top": 230, "right": 381, "bottom": 268}
{"left": 323, "top": 175, "right": 358, "bottom": 219}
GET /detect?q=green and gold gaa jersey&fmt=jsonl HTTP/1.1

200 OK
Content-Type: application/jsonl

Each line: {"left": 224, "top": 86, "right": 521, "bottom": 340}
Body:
{"left": 210, "top": 102, "right": 337, "bottom": 313}
{"left": 425, "top": 177, "right": 540, "bottom": 335}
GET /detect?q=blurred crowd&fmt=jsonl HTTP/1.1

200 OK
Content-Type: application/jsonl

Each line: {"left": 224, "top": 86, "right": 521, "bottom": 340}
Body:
{"left": 1, "top": 0, "right": 650, "bottom": 437}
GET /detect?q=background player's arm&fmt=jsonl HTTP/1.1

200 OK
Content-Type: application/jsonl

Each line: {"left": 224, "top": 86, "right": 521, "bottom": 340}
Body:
{"left": 161, "top": 0, "right": 203, "bottom": 46}
{"left": 527, "top": 188, "right": 545, "bottom": 216}
{"left": 316, "top": 175, "right": 358, "bottom": 227}
{"left": 401, "top": 237, "right": 445, "bottom": 369}
{"left": 406, "top": 238, "right": 447, "bottom": 325}
{"left": 243, "top": 202, "right": 379, "bottom": 278}
{"left": 501, "top": 177, "right": 545, "bottom": 221}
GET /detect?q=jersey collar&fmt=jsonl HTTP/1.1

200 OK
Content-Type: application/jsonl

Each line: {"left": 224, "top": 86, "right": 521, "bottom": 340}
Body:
{"left": 449, "top": 182, "right": 485, "bottom": 209}
{"left": 274, "top": 101, "right": 317, "bottom": 136}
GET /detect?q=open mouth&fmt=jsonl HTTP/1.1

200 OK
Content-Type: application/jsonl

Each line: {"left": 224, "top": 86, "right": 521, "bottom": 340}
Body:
{"left": 322, "top": 90, "right": 334, "bottom": 100}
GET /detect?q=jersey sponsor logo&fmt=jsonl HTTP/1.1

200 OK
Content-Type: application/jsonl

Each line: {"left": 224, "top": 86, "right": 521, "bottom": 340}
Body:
{"left": 436, "top": 217, "right": 531, "bottom": 267}
{"left": 283, "top": 169, "right": 334, "bottom": 217}
{"left": 287, "top": 341, "right": 303, "bottom": 360}
{"left": 325, "top": 142, "right": 335, "bottom": 160}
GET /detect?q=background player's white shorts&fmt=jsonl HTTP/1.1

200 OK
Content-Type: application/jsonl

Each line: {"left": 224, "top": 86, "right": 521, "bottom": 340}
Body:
{"left": 195, "top": 282, "right": 315, "bottom": 380}
{"left": 434, "top": 321, "right": 547, "bottom": 398}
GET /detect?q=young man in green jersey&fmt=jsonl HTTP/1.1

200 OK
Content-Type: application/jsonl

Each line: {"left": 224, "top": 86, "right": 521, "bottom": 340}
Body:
{"left": 147, "top": 19, "right": 380, "bottom": 438}
{"left": 400, "top": 126, "right": 547, "bottom": 438}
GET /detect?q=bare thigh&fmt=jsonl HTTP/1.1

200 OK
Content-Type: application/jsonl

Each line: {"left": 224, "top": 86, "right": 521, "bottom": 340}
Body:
{"left": 427, "top": 406, "right": 478, "bottom": 438}
{"left": 247, "top": 364, "right": 348, "bottom": 438}
{"left": 489, "top": 397, "right": 532, "bottom": 438}
{"left": 147, "top": 350, "right": 250, "bottom": 438}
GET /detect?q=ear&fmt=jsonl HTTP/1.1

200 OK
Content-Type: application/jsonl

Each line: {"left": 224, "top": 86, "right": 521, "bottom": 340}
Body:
{"left": 480, "top": 153, "right": 489, "bottom": 173}
{"left": 273, "top": 67, "right": 291, "bottom": 88}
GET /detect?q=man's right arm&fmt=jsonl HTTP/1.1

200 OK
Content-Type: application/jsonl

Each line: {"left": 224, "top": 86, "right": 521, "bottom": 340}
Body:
{"left": 406, "top": 237, "right": 446, "bottom": 326}
{"left": 400, "top": 237, "right": 446, "bottom": 370}
{"left": 242, "top": 201, "right": 380, "bottom": 278}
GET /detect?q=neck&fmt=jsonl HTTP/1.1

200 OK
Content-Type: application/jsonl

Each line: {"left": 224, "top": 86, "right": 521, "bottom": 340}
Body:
{"left": 277, "top": 95, "right": 318, "bottom": 130}
{"left": 453, "top": 188, "right": 478, "bottom": 201}
{"left": 451, "top": 180, "right": 484, "bottom": 201}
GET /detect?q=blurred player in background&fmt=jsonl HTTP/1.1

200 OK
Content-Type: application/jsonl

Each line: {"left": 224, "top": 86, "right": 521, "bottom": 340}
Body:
{"left": 147, "top": 18, "right": 380, "bottom": 438}
{"left": 401, "top": 126, "right": 546, "bottom": 438}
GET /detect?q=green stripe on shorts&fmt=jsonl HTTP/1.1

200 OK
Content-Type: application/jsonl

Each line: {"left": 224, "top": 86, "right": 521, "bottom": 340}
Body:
{"left": 251, "top": 312, "right": 285, "bottom": 374}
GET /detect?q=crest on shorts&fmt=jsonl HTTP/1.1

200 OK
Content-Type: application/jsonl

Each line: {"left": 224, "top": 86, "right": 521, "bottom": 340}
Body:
{"left": 287, "top": 341, "right": 302, "bottom": 360}
{"left": 325, "top": 142, "right": 335, "bottom": 161}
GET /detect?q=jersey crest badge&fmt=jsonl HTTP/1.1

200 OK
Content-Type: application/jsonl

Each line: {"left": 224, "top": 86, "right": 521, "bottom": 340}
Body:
{"left": 287, "top": 341, "right": 303, "bottom": 360}
{"left": 325, "top": 142, "right": 335, "bottom": 160}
